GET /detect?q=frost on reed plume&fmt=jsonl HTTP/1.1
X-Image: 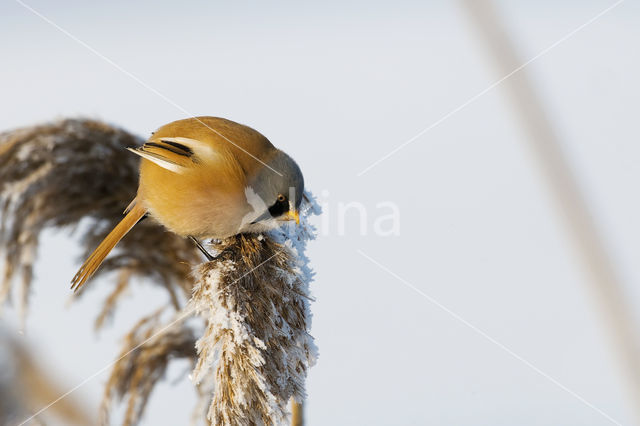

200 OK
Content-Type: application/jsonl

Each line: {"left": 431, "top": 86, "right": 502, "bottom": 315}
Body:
{"left": 0, "top": 119, "right": 318, "bottom": 425}
{"left": 190, "top": 207, "right": 318, "bottom": 425}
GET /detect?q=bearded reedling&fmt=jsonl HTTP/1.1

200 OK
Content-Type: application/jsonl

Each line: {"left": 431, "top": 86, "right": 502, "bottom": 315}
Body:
{"left": 71, "top": 117, "right": 304, "bottom": 292}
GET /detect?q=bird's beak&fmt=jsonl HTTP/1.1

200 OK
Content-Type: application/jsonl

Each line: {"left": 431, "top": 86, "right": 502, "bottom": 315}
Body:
{"left": 285, "top": 210, "right": 300, "bottom": 225}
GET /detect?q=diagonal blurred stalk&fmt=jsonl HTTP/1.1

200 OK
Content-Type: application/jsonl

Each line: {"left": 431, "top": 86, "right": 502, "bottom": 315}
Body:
{"left": 460, "top": 0, "right": 640, "bottom": 422}
{"left": 291, "top": 400, "right": 303, "bottom": 426}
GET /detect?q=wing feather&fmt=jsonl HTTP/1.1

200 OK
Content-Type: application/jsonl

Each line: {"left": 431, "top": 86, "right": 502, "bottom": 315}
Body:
{"left": 127, "top": 137, "right": 222, "bottom": 173}
{"left": 126, "top": 146, "right": 187, "bottom": 173}
{"left": 156, "top": 137, "right": 219, "bottom": 162}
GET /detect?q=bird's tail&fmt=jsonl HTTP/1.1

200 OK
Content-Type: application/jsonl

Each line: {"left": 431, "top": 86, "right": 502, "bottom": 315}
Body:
{"left": 70, "top": 201, "right": 147, "bottom": 292}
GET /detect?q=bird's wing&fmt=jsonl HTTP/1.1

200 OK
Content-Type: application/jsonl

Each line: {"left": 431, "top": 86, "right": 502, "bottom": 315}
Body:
{"left": 127, "top": 137, "right": 219, "bottom": 173}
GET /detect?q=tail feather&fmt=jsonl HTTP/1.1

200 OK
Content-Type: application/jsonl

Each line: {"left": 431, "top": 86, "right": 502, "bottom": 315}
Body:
{"left": 71, "top": 202, "right": 147, "bottom": 292}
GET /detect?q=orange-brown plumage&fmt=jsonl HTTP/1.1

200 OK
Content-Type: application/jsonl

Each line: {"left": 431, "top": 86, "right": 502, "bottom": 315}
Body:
{"left": 70, "top": 117, "right": 304, "bottom": 292}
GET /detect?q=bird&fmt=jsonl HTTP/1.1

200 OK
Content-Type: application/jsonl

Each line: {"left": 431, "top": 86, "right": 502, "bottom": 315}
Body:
{"left": 70, "top": 116, "right": 304, "bottom": 292}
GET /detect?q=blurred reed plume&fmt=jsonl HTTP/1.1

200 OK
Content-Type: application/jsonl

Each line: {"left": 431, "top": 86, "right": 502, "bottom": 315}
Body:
{"left": 0, "top": 119, "right": 318, "bottom": 425}
{"left": 0, "top": 119, "right": 200, "bottom": 323}
{"left": 100, "top": 308, "right": 197, "bottom": 426}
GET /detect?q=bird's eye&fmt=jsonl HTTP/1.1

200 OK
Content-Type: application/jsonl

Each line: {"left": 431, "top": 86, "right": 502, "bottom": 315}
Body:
{"left": 268, "top": 194, "right": 289, "bottom": 218}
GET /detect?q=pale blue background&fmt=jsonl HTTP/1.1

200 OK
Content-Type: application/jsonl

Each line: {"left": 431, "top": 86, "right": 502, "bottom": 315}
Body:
{"left": 1, "top": 1, "right": 640, "bottom": 425}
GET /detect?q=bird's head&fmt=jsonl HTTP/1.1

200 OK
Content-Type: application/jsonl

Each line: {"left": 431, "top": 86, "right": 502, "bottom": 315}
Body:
{"left": 242, "top": 150, "right": 304, "bottom": 230}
